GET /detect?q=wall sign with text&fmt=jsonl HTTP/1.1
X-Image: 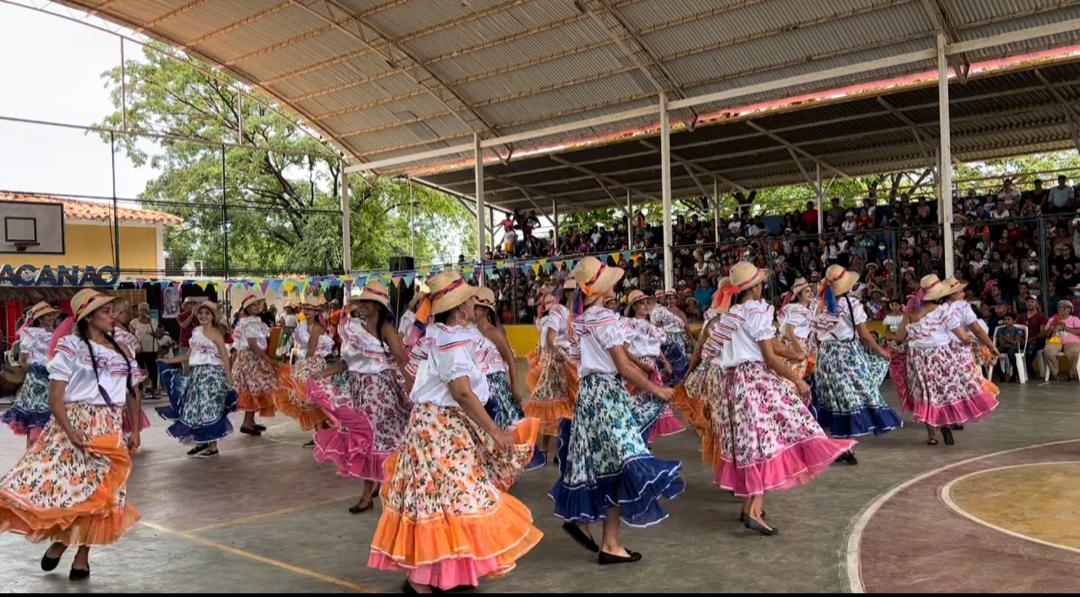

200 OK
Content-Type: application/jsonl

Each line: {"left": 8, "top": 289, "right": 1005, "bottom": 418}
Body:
{"left": 0, "top": 265, "right": 119, "bottom": 287}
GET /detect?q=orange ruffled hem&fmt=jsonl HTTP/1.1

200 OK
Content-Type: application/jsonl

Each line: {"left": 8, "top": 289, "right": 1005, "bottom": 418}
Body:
{"left": 275, "top": 371, "right": 327, "bottom": 431}
{"left": 0, "top": 434, "right": 140, "bottom": 546}
{"left": 521, "top": 399, "right": 574, "bottom": 437}
{"left": 670, "top": 385, "right": 718, "bottom": 468}
{"left": 237, "top": 363, "right": 291, "bottom": 417}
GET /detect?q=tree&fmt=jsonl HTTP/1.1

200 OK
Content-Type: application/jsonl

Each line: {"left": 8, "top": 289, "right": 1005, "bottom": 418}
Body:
{"left": 97, "top": 45, "right": 472, "bottom": 275}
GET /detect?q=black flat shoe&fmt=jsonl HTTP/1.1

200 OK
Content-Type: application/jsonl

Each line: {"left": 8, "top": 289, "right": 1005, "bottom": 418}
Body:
{"left": 950, "top": 424, "right": 964, "bottom": 431}
{"left": 239, "top": 426, "right": 262, "bottom": 436}
{"left": 195, "top": 448, "right": 219, "bottom": 458}
{"left": 69, "top": 567, "right": 90, "bottom": 581}
{"left": 348, "top": 498, "right": 374, "bottom": 514}
{"left": 41, "top": 547, "right": 64, "bottom": 572}
{"left": 598, "top": 549, "right": 642, "bottom": 565}
{"left": 186, "top": 443, "right": 209, "bottom": 456}
{"left": 845, "top": 451, "right": 858, "bottom": 466}
{"left": 744, "top": 517, "right": 779, "bottom": 536}
{"left": 302, "top": 440, "right": 316, "bottom": 448}
{"left": 561, "top": 522, "right": 599, "bottom": 552}
{"left": 739, "top": 510, "right": 767, "bottom": 522}
{"left": 402, "top": 579, "right": 418, "bottom": 594}
{"left": 941, "top": 427, "right": 955, "bottom": 446}
{"left": 253, "top": 424, "right": 267, "bottom": 432}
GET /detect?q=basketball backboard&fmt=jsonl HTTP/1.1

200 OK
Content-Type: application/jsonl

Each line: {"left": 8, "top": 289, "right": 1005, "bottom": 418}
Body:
{"left": 0, "top": 200, "right": 65, "bottom": 254}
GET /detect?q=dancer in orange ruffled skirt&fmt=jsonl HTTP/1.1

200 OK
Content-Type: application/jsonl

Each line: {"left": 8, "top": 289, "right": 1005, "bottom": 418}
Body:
{"left": 232, "top": 293, "right": 288, "bottom": 436}
{"left": 523, "top": 278, "right": 578, "bottom": 465}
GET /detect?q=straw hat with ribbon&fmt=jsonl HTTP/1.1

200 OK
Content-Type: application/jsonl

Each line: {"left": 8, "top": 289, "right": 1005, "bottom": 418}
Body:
{"left": 475, "top": 287, "right": 497, "bottom": 312}
{"left": 713, "top": 263, "right": 770, "bottom": 313}
{"left": 943, "top": 276, "right": 968, "bottom": 296}
{"left": 426, "top": 271, "right": 480, "bottom": 316}
{"left": 350, "top": 280, "right": 391, "bottom": 309}
{"left": 818, "top": 264, "right": 859, "bottom": 315}
{"left": 71, "top": 289, "right": 118, "bottom": 323}
{"left": 300, "top": 295, "right": 327, "bottom": 310}
{"left": 910, "top": 274, "right": 952, "bottom": 310}
{"left": 192, "top": 300, "right": 226, "bottom": 326}
{"left": 572, "top": 256, "right": 624, "bottom": 300}
{"left": 624, "top": 289, "right": 650, "bottom": 316}
{"left": 237, "top": 292, "right": 266, "bottom": 314}
{"left": 710, "top": 276, "right": 734, "bottom": 313}
{"left": 13, "top": 302, "right": 61, "bottom": 339}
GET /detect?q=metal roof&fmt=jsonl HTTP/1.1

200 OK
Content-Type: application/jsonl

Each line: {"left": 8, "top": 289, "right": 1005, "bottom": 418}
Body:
{"left": 56, "top": 0, "right": 1080, "bottom": 188}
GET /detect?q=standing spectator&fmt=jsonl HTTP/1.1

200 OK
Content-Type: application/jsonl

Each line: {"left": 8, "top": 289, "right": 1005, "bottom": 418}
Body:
{"left": 1018, "top": 295, "right": 1049, "bottom": 372}
{"left": 132, "top": 303, "right": 164, "bottom": 396}
{"left": 828, "top": 197, "right": 846, "bottom": 227}
{"left": 1046, "top": 174, "right": 1075, "bottom": 213}
{"left": 801, "top": 200, "right": 819, "bottom": 232}
{"left": 997, "top": 178, "right": 1021, "bottom": 208}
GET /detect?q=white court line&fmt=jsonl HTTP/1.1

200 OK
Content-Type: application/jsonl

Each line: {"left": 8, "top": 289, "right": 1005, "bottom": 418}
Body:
{"left": 843, "top": 439, "right": 1080, "bottom": 593}
{"left": 939, "top": 461, "right": 1080, "bottom": 556}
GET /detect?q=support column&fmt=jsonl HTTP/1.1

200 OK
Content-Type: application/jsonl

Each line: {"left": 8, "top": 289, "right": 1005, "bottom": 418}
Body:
{"left": 552, "top": 200, "right": 560, "bottom": 253}
{"left": 815, "top": 164, "right": 824, "bottom": 235}
{"left": 626, "top": 190, "right": 633, "bottom": 249}
{"left": 340, "top": 160, "right": 351, "bottom": 273}
{"left": 660, "top": 93, "right": 674, "bottom": 291}
{"left": 489, "top": 206, "right": 495, "bottom": 255}
{"left": 937, "top": 33, "right": 955, "bottom": 278}
{"left": 474, "top": 134, "right": 486, "bottom": 282}
{"left": 713, "top": 178, "right": 720, "bottom": 245}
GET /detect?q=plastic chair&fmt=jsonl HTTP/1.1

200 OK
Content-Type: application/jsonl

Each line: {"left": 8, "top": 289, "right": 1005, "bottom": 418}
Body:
{"left": 993, "top": 324, "right": 1027, "bottom": 383}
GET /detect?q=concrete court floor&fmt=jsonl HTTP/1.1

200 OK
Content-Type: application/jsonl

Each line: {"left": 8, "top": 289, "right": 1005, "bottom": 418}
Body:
{"left": 0, "top": 378, "right": 1077, "bottom": 593}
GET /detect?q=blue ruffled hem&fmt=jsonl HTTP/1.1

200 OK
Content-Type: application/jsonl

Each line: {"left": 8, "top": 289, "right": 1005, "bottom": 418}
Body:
{"left": 156, "top": 389, "right": 239, "bottom": 444}
{"left": 524, "top": 446, "right": 547, "bottom": 471}
{"left": 1, "top": 407, "right": 52, "bottom": 429}
{"left": 549, "top": 419, "right": 684, "bottom": 527}
{"left": 813, "top": 403, "right": 903, "bottom": 438}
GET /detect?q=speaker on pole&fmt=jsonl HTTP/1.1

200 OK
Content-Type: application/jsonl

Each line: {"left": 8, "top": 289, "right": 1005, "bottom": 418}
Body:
{"left": 389, "top": 256, "right": 415, "bottom": 321}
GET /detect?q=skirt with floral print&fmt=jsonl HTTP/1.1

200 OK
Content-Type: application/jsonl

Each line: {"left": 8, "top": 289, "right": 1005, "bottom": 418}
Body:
{"left": 885, "top": 341, "right": 909, "bottom": 408}
{"left": 550, "top": 373, "right": 684, "bottom": 527}
{"left": 485, "top": 372, "right": 526, "bottom": 429}
{"left": 904, "top": 344, "right": 999, "bottom": 426}
{"left": 777, "top": 334, "right": 811, "bottom": 380}
{"left": 627, "top": 356, "right": 685, "bottom": 444}
{"left": 157, "top": 365, "right": 238, "bottom": 444}
{"left": 711, "top": 361, "right": 855, "bottom": 497}
{"left": 275, "top": 356, "right": 329, "bottom": 431}
{"left": 368, "top": 403, "right": 541, "bottom": 590}
{"left": 232, "top": 349, "right": 286, "bottom": 417}
{"left": 672, "top": 362, "right": 724, "bottom": 469}
{"left": 2, "top": 363, "right": 51, "bottom": 438}
{"left": 523, "top": 348, "right": 577, "bottom": 436}
{"left": 661, "top": 331, "right": 691, "bottom": 385}
{"left": 0, "top": 402, "right": 139, "bottom": 545}
{"left": 813, "top": 340, "right": 902, "bottom": 438}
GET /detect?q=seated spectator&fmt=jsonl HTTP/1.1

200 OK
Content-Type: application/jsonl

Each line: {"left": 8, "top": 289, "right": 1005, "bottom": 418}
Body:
{"left": 995, "top": 313, "right": 1025, "bottom": 382}
{"left": 1042, "top": 300, "right": 1080, "bottom": 380}
{"left": 997, "top": 178, "right": 1021, "bottom": 208}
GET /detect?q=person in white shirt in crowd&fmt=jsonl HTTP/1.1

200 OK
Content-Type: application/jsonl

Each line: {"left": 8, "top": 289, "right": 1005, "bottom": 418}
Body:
{"left": 842, "top": 212, "right": 857, "bottom": 233}
{"left": 0, "top": 289, "right": 141, "bottom": 581}
{"left": 1046, "top": 174, "right": 1076, "bottom": 213}
{"left": 996, "top": 177, "right": 1021, "bottom": 208}
{"left": 130, "top": 303, "right": 165, "bottom": 398}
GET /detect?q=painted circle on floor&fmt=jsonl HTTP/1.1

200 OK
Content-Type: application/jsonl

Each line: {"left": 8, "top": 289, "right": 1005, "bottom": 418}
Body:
{"left": 943, "top": 461, "right": 1080, "bottom": 553}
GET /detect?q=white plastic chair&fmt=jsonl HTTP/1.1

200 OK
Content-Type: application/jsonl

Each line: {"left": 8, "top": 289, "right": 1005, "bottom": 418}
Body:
{"left": 992, "top": 324, "right": 1028, "bottom": 383}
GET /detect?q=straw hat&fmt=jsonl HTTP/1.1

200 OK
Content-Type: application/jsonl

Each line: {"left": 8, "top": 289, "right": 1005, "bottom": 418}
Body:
{"left": 26, "top": 301, "right": 59, "bottom": 323}
{"left": 351, "top": 280, "right": 390, "bottom": 309}
{"left": 70, "top": 289, "right": 117, "bottom": 323}
{"left": 572, "top": 256, "right": 624, "bottom": 297}
{"left": 192, "top": 300, "right": 226, "bottom": 325}
{"left": 475, "top": 287, "right": 497, "bottom": 312}
{"left": 653, "top": 289, "right": 665, "bottom": 299}
{"left": 790, "top": 281, "right": 812, "bottom": 298}
{"left": 625, "top": 290, "right": 650, "bottom": 309}
{"left": 300, "top": 295, "right": 327, "bottom": 309}
{"left": 538, "top": 293, "right": 557, "bottom": 313}
{"left": 665, "top": 289, "right": 678, "bottom": 297}
{"left": 823, "top": 264, "right": 859, "bottom": 298}
{"left": 943, "top": 276, "right": 968, "bottom": 296}
{"left": 238, "top": 293, "right": 265, "bottom": 313}
{"left": 919, "top": 274, "right": 953, "bottom": 302}
{"left": 729, "top": 262, "right": 771, "bottom": 291}
{"left": 563, "top": 277, "right": 577, "bottom": 290}
{"left": 427, "top": 271, "right": 479, "bottom": 315}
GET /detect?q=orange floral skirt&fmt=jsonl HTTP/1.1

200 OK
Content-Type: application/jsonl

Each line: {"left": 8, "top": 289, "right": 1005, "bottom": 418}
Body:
{"left": 523, "top": 348, "right": 577, "bottom": 436}
{"left": 233, "top": 350, "right": 287, "bottom": 417}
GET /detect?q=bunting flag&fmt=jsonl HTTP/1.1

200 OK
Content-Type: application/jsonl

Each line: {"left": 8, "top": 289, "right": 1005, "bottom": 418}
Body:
{"left": 519, "top": 263, "right": 531, "bottom": 276}
{"left": 403, "top": 273, "right": 415, "bottom": 287}
{"left": 532, "top": 263, "right": 541, "bottom": 275}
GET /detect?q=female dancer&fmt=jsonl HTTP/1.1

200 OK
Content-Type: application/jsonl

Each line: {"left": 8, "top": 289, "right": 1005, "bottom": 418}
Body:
{"left": 945, "top": 278, "right": 1000, "bottom": 373}
{"left": 650, "top": 289, "right": 691, "bottom": 384}
{"left": 623, "top": 290, "right": 684, "bottom": 443}
{"left": 275, "top": 297, "right": 331, "bottom": 434}
{"left": 156, "top": 301, "right": 237, "bottom": 456}
{"left": 551, "top": 257, "right": 682, "bottom": 565}
{"left": 898, "top": 275, "right": 999, "bottom": 446}
{"left": 523, "top": 278, "right": 578, "bottom": 464}
{"left": 111, "top": 299, "right": 151, "bottom": 442}
{"left": 310, "top": 281, "right": 412, "bottom": 514}
{"left": 777, "top": 281, "right": 815, "bottom": 383}
{"left": 710, "top": 263, "right": 855, "bottom": 535}
{"left": 3, "top": 302, "right": 59, "bottom": 446}
{"left": 812, "top": 265, "right": 899, "bottom": 462}
{"left": 232, "top": 294, "right": 285, "bottom": 436}
{"left": 0, "top": 289, "right": 140, "bottom": 580}
{"left": 367, "top": 271, "right": 540, "bottom": 593}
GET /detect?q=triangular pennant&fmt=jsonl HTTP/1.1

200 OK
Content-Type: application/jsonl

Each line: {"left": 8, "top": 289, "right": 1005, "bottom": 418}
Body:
{"left": 392, "top": 276, "right": 402, "bottom": 288}
{"left": 519, "top": 263, "right": 531, "bottom": 276}
{"left": 485, "top": 266, "right": 495, "bottom": 278}
{"left": 260, "top": 280, "right": 270, "bottom": 294}
{"left": 609, "top": 252, "right": 620, "bottom": 264}
{"left": 403, "top": 273, "right": 415, "bottom": 287}
{"left": 622, "top": 251, "right": 631, "bottom": 261}
{"left": 283, "top": 281, "right": 295, "bottom": 293}
{"left": 135, "top": 278, "right": 145, "bottom": 289}
{"left": 543, "top": 262, "right": 553, "bottom": 272}
{"left": 532, "top": 263, "right": 541, "bottom": 275}
{"left": 196, "top": 281, "right": 208, "bottom": 290}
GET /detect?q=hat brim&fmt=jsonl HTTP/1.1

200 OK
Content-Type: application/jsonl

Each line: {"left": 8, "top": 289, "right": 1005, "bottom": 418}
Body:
{"left": 830, "top": 271, "right": 860, "bottom": 297}
{"left": 432, "top": 284, "right": 480, "bottom": 315}
{"left": 922, "top": 283, "right": 953, "bottom": 302}
{"left": 586, "top": 267, "right": 624, "bottom": 296}
{"left": 76, "top": 295, "right": 117, "bottom": 322}
{"left": 350, "top": 293, "right": 390, "bottom": 309}
{"left": 948, "top": 281, "right": 969, "bottom": 296}
{"left": 738, "top": 268, "right": 772, "bottom": 291}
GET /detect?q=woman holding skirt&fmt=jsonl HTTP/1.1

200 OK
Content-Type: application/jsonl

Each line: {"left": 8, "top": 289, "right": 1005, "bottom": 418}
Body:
{"left": 523, "top": 278, "right": 578, "bottom": 464}
{"left": 710, "top": 263, "right": 855, "bottom": 536}
{"left": 367, "top": 271, "right": 541, "bottom": 593}
{"left": 650, "top": 291, "right": 691, "bottom": 384}
{"left": 156, "top": 302, "right": 237, "bottom": 457}
{"left": 232, "top": 294, "right": 286, "bottom": 436}
{"left": 310, "top": 281, "right": 412, "bottom": 514}
{"left": 897, "top": 275, "right": 999, "bottom": 446}
{"left": 623, "top": 290, "right": 684, "bottom": 443}
{"left": 3, "top": 302, "right": 60, "bottom": 446}
{"left": 0, "top": 289, "right": 141, "bottom": 580}
{"left": 812, "top": 265, "right": 899, "bottom": 460}
{"left": 276, "top": 297, "right": 331, "bottom": 434}
{"left": 551, "top": 257, "right": 682, "bottom": 565}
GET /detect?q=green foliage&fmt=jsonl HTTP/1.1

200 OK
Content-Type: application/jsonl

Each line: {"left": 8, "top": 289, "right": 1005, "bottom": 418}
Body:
{"left": 96, "top": 45, "right": 472, "bottom": 275}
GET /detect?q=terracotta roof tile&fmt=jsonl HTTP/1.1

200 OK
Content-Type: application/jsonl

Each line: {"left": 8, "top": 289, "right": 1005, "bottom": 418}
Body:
{"left": 0, "top": 192, "right": 183, "bottom": 226}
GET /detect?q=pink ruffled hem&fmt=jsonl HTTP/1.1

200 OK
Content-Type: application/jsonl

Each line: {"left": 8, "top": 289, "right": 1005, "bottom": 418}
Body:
{"left": 7, "top": 424, "right": 44, "bottom": 443}
{"left": 906, "top": 389, "right": 998, "bottom": 427}
{"left": 367, "top": 551, "right": 512, "bottom": 590}
{"left": 715, "top": 435, "right": 856, "bottom": 497}
{"left": 121, "top": 410, "right": 151, "bottom": 434}
{"left": 312, "top": 429, "right": 387, "bottom": 481}
{"left": 647, "top": 408, "right": 686, "bottom": 443}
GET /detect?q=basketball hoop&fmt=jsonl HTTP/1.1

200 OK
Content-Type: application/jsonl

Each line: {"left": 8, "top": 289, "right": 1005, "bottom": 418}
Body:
{"left": 12, "top": 241, "right": 39, "bottom": 253}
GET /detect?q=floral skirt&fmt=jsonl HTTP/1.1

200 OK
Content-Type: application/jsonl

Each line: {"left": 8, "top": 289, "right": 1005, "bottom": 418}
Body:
{"left": 813, "top": 341, "right": 902, "bottom": 438}
{"left": 233, "top": 350, "right": 287, "bottom": 417}
{"left": 661, "top": 331, "right": 691, "bottom": 385}
{"left": 671, "top": 362, "right": 724, "bottom": 469}
{"left": 778, "top": 334, "right": 811, "bottom": 380}
{"left": 904, "top": 344, "right": 999, "bottom": 426}
{"left": 0, "top": 402, "right": 139, "bottom": 545}
{"left": 627, "top": 356, "right": 685, "bottom": 444}
{"left": 887, "top": 343, "right": 909, "bottom": 408}
{"left": 523, "top": 348, "right": 577, "bottom": 436}
{"left": 368, "top": 403, "right": 541, "bottom": 590}
{"left": 711, "top": 361, "right": 855, "bottom": 497}
{"left": 550, "top": 373, "right": 684, "bottom": 527}
{"left": 485, "top": 372, "right": 526, "bottom": 429}
{"left": 2, "top": 364, "right": 51, "bottom": 438}
{"left": 275, "top": 356, "right": 329, "bottom": 431}
{"left": 157, "top": 365, "right": 238, "bottom": 444}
